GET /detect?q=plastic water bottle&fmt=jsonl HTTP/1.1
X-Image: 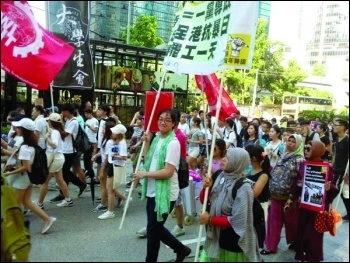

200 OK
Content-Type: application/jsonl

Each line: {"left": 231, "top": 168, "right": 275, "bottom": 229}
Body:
{"left": 138, "top": 161, "right": 145, "bottom": 186}
{"left": 1, "top": 134, "right": 8, "bottom": 141}
{"left": 112, "top": 144, "right": 119, "bottom": 160}
{"left": 138, "top": 161, "right": 145, "bottom": 171}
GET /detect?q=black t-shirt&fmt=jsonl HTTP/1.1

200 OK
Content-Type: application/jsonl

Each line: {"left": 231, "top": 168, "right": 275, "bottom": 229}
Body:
{"left": 333, "top": 135, "right": 349, "bottom": 175}
{"left": 320, "top": 135, "right": 331, "bottom": 160}
{"left": 150, "top": 81, "right": 160, "bottom": 91}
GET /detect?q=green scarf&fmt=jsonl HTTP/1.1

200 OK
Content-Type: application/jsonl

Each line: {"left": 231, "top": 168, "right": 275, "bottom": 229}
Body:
{"left": 141, "top": 130, "right": 175, "bottom": 221}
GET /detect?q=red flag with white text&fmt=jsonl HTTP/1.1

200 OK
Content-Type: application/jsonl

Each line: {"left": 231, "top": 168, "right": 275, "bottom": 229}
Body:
{"left": 1, "top": 1, "right": 74, "bottom": 90}
{"left": 195, "top": 74, "right": 239, "bottom": 121}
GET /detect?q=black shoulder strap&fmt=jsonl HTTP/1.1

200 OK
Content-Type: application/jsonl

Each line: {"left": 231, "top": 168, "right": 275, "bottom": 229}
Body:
{"left": 211, "top": 169, "right": 223, "bottom": 184}
{"left": 232, "top": 177, "right": 246, "bottom": 199}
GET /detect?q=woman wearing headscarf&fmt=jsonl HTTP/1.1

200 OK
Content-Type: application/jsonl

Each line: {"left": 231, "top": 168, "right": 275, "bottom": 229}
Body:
{"left": 261, "top": 134, "right": 305, "bottom": 254}
{"left": 292, "top": 140, "right": 337, "bottom": 262}
{"left": 198, "top": 148, "right": 262, "bottom": 262}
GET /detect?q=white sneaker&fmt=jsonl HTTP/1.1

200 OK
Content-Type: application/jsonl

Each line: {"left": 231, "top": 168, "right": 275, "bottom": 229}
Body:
{"left": 98, "top": 211, "right": 115, "bottom": 220}
{"left": 171, "top": 225, "right": 185, "bottom": 237}
{"left": 42, "top": 217, "right": 57, "bottom": 234}
{"left": 136, "top": 226, "right": 147, "bottom": 238}
{"left": 57, "top": 199, "right": 74, "bottom": 207}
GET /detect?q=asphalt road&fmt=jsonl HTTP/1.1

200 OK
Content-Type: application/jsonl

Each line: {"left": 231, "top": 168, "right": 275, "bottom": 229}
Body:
{"left": 18, "top": 158, "right": 349, "bottom": 262}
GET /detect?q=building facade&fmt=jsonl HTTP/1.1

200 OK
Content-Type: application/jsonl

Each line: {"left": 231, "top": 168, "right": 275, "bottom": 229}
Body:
{"left": 91, "top": 1, "right": 271, "bottom": 43}
{"left": 306, "top": 1, "right": 349, "bottom": 67}
{"left": 90, "top": 1, "right": 179, "bottom": 43}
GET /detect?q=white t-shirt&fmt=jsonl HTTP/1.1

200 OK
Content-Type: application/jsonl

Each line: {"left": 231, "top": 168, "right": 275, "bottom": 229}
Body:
{"left": 101, "top": 139, "right": 114, "bottom": 164}
{"left": 6, "top": 135, "right": 24, "bottom": 166}
{"left": 63, "top": 118, "right": 79, "bottom": 154}
{"left": 97, "top": 118, "right": 107, "bottom": 148}
{"left": 224, "top": 129, "right": 237, "bottom": 147}
{"left": 146, "top": 138, "right": 180, "bottom": 201}
{"left": 201, "top": 128, "right": 212, "bottom": 142}
{"left": 108, "top": 139, "right": 127, "bottom": 167}
{"left": 178, "top": 122, "right": 190, "bottom": 136}
{"left": 235, "top": 118, "right": 242, "bottom": 135}
{"left": 46, "top": 129, "right": 63, "bottom": 154}
{"left": 85, "top": 117, "right": 99, "bottom": 143}
{"left": 18, "top": 145, "right": 35, "bottom": 174}
{"left": 34, "top": 115, "right": 48, "bottom": 150}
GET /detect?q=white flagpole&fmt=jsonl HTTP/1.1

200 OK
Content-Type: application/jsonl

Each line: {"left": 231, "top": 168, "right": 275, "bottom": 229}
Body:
{"left": 335, "top": 159, "right": 349, "bottom": 210}
{"left": 200, "top": 78, "right": 210, "bottom": 162}
{"left": 194, "top": 68, "right": 226, "bottom": 262}
{"left": 50, "top": 81, "right": 54, "bottom": 111}
{"left": 119, "top": 71, "right": 167, "bottom": 230}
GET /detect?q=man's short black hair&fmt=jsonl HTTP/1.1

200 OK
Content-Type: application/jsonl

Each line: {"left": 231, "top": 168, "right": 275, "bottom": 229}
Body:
{"left": 34, "top": 105, "right": 45, "bottom": 114}
{"left": 333, "top": 118, "right": 349, "bottom": 130}
{"left": 239, "top": 116, "right": 248, "bottom": 122}
{"left": 61, "top": 103, "right": 75, "bottom": 114}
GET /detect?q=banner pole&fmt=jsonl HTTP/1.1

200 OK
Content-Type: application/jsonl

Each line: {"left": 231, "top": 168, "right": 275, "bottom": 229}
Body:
{"left": 119, "top": 71, "right": 167, "bottom": 230}
{"left": 50, "top": 82, "right": 54, "bottom": 111}
{"left": 194, "top": 68, "right": 226, "bottom": 262}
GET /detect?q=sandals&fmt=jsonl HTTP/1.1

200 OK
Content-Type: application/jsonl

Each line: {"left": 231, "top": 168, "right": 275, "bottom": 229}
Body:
{"left": 260, "top": 249, "right": 276, "bottom": 255}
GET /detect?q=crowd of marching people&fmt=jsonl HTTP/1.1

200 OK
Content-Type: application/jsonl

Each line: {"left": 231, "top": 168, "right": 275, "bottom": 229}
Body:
{"left": 1, "top": 103, "right": 349, "bottom": 262}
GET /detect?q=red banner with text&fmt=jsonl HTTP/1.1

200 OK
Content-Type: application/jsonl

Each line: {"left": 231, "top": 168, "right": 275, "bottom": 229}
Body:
{"left": 1, "top": 1, "right": 74, "bottom": 90}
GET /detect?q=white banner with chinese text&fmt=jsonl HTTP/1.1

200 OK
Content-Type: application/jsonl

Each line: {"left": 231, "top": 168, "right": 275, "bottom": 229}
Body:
{"left": 163, "top": 1, "right": 259, "bottom": 75}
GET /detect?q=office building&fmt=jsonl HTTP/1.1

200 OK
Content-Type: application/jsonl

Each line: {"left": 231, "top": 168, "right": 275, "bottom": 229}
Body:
{"left": 91, "top": 1, "right": 271, "bottom": 43}
{"left": 90, "top": 1, "right": 179, "bottom": 43}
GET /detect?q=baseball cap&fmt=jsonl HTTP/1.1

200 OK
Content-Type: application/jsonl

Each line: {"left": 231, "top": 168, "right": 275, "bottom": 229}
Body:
{"left": 45, "top": 113, "right": 61, "bottom": 122}
{"left": 9, "top": 114, "right": 26, "bottom": 122}
{"left": 45, "top": 106, "right": 59, "bottom": 113}
{"left": 11, "top": 118, "right": 36, "bottom": 131}
{"left": 110, "top": 124, "right": 127, "bottom": 135}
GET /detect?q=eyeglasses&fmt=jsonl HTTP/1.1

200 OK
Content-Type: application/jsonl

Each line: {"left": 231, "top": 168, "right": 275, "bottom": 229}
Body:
{"left": 304, "top": 145, "right": 311, "bottom": 152}
{"left": 158, "top": 118, "right": 172, "bottom": 124}
{"left": 333, "top": 124, "right": 344, "bottom": 127}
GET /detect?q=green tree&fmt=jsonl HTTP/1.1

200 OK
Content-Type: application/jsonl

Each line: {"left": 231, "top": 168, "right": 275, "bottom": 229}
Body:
{"left": 224, "top": 19, "right": 309, "bottom": 106}
{"left": 122, "top": 15, "right": 163, "bottom": 48}
{"left": 312, "top": 63, "right": 326, "bottom": 76}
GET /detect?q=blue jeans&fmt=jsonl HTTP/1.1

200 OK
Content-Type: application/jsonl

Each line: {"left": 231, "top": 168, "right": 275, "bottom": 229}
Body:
{"left": 146, "top": 197, "right": 185, "bottom": 262}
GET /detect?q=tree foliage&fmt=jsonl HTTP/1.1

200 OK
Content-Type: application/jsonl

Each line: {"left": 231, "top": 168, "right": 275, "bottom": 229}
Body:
{"left": 225, "top": 19, "right": 308, "bottom": 105}
{"left": 312, "top": 63, "right": 326, "bottom": 76}
{"left": 121, "top": 15, "right": 163, "bottom": 48}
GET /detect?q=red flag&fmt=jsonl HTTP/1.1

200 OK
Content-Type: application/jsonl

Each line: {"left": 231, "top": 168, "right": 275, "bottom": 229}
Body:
{"left": 195, "top": 74, "right": 239, "bottom": 121}
{"left": 144, "top": 92, "right": 174, "bottom": 132}
{"left": 1, "top": 1, "right": 74, "bottom": 90}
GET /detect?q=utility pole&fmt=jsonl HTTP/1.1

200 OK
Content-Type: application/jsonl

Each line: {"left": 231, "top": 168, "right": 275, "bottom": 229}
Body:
{"left": 251, "top": 69, "right": 258, "bottom": 117}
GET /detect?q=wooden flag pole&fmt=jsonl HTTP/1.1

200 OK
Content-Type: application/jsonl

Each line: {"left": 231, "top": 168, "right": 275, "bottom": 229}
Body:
{"left": 119, "top": 71, "right": 167, "bottom": 230}
{"left": 194, "top": 68, "right": 226, "bottom": 262}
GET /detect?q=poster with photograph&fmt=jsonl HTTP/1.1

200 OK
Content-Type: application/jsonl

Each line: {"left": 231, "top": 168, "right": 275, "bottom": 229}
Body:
{"left": 299, "top": 161, "right": 330, "bottom": 212}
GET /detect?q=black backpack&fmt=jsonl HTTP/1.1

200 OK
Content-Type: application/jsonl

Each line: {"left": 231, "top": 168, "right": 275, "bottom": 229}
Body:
{"left": 178, "top": 157, "right": 189, "bottom": 189}
{"left": 27, "top": 146, "right": 48, "bottom": 185}
{"left": 232, "top": 178, "right": 266, "bottom": 249}
{"left": 72, "top": 125, "right": 90, "bottom": 153}
{"left": 213, "top": 175, "right": 266, "bottom": 251}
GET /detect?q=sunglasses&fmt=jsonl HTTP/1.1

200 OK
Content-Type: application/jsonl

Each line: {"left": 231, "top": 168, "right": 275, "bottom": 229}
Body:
{"left": 304, "top": 145, "right": 312, "bottom": 152}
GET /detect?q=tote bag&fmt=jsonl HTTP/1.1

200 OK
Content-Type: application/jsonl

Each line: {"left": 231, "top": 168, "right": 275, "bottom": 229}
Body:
{"left": 113, "top": 166, "right": 126, "bottom": 189}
